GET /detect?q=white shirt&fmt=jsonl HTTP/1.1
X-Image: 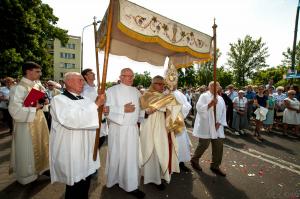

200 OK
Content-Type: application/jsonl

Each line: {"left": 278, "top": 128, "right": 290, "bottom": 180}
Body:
{"left": 232, "top": 97, "right": 247, "bottom": 112}
{"left": 193, "top": 91, "right": 227, "bottom": 139}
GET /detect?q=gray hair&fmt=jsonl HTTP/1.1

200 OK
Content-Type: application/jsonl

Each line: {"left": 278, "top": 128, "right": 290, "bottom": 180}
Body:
{"left": 120, "top": 68, "right": 133, "bottom": 75}
{"left": 208, "top": 81, "right": 220, "bottom": 89}
{"left": 63, "top": 72, "right": 81, "bottom": 82}
{"left": 151, "top": 75, "right": 164, "bottom": 84}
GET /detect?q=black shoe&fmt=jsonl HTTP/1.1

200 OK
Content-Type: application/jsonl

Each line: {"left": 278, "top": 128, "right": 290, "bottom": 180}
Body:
{"left": 210, "top": 167, "right": 226, "bottom": 177}
{"left": 128, "top": 189, "right": 145, "bottom": 199}
{"left": 179, "top": 162, "right": 191, "bottom": 172}
{"left": 155, "top": 183, "right": 166, "bottom": 191}
{"left": 190, "top": 160, "right": 202, "bottom": 171}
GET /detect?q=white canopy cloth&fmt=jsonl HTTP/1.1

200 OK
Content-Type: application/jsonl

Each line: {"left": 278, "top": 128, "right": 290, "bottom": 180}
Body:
{"left": 97, "top": 0, "right": 213, "bottom": 68}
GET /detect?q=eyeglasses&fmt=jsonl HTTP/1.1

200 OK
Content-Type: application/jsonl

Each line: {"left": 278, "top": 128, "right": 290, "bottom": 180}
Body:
{"left": 121, "top": 75, "right": 134, "bottom": 78}
{"left": 153, "top": 82, "right": 164, "bottom": 86}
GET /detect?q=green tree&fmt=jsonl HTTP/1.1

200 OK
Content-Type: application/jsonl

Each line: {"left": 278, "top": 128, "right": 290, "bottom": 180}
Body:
{"left": 177, "top": 68, "right": 185, "bottom": 88}
{"left": 217, "top": 66, "right": 233, "bottom": 88}
{"left": 184, "top": 67, "right": 196, "bottom": 87}
{"left": 0, "top": 0, "right": 68, "bottom": 79}
{"left": 195, "top": 62, "right": 213, "bottom": 86}
{"left": 133, "top": 71, "right": 152, "bottom": 87}
{"left": 282, "top": 41, "right": 300, "bottom": 70}
{"left": 227, "top": 35, "right": 269, "bottom": 86}
{"left": 251, "top": 65, "right": 292, "bottom": 87}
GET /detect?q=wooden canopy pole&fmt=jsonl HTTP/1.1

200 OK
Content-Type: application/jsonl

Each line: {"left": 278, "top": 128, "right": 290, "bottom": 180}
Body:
{"left": 212, "top": 19, "right": 217, "bottom": 123}
{"left": 93, "top": 16, "right": 101, "bottom": 87}
{"left": 92, "top": 16, "right": 102, "bottom": 161}
{"left": 93, "top": 0, "right": 114, "bottom": 161}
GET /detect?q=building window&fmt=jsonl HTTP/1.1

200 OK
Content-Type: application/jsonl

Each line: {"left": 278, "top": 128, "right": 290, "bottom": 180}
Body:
{"left": 60, "top": 72, "right": 64, "bottom": 78}
{"left": 61, "top": 43, "right": 76, "bottom": 49}
{"left": 60, "top": 53, "right": 75, "bottom": 59}
{"left": 60, "top": 62, "right": 75, "bottom": 69}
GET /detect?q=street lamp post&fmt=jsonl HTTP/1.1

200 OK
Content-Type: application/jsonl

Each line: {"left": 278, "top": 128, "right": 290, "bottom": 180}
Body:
{"left": 81, "top": 20, "right": 101, "bottom": 72}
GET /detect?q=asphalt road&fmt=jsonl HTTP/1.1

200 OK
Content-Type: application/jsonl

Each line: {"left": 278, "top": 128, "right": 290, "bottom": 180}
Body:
{"left": 0, "top": 121, "right": 299, "bottom": 199}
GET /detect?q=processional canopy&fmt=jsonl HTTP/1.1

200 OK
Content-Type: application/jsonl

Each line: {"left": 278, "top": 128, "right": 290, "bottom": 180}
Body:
{"left": 96, "top": 0, "right": 213, "bottom": 68}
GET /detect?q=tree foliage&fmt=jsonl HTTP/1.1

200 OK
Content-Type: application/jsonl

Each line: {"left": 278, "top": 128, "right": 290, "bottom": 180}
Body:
{"left": 133, "top": 71, "right": 152, "bottom": 87}
{"left": 282, "top": 41, "right": 300, "bottom": 70}
{"left": 227, "top": 35, "right": 269, "bottom": 86}
{"left": 0, "top": 0, "right": 68, "bottom": 79}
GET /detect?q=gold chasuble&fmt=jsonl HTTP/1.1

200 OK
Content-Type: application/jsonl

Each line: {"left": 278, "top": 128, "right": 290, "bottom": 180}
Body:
{"left": 140, "top": 90, "right": 185, "bottom": 135}
{"left": 14, "top": 80, "right": 49, "bottom": 173}
{"left": 140, "top": 88, "right": 184, "bottom": 179}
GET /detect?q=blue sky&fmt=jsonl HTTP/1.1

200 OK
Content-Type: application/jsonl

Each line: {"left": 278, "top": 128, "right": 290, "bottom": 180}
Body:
{"left": 43, "top": 0, "right": 299, "bottom": 82}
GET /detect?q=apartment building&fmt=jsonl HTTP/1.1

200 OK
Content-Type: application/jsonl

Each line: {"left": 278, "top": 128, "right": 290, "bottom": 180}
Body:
{"left": 48, "top": 35, "right": 81, "bottom": 83}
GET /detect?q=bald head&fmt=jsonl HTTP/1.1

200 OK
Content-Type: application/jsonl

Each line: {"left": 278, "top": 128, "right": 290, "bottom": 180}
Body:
{"left": 64, "top": 72, "right": 85, "bottom": 94}
{"left": 208, "top": 81, "right": 220, "bottom": 94}
{"left": 120, "top": 68, "right": 134, "bottom": 86}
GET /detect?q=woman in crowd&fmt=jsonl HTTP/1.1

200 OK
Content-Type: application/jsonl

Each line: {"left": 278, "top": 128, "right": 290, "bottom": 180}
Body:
{"left": 253, "top": 85, "right": 268, "bottom": 141}
{"left": 283, "top": 89, "right": 300, "bottom": 136}
{"left": 273, "top": 86, "right": 286, "bottom": 128}
{"left": 232, "top": 90, "right": 248, "bottom": 135}
{"left": 263, "top": 88, "right": 275, "bottom": 132}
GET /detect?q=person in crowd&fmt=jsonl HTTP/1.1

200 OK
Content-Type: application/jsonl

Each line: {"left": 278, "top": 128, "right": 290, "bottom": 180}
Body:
{"left": 44, "top": 80, "right": 62, "bottom": 129}
{"left": 218, "top": 86, "right": 233, "bottom": 130}
{"left": 265, "top": 79, "right": 275, "bottom": 92}
{"left": 8, "top": 61, "right": 49, "bottom": 185}
{"left": 105, "top": 68, "right": 145, "bottom": 199}
{"left": 49, "top": 72, "right": 105, "bottom": 199}
{"left": 185, "top": 89, "right": 192, "bottom": 105}
{"left": 191, "top": 81, "right": 227, "bottom": 177}
{"left": 253, "top": 86, "right": 268, "bottom": 141}
{"left": 0, "top": 77, "right": 14, "bottom": 132}
{"left": 283, "top": 89, "right": 300, "bottom": 136}
{"left": 192, "top": 85, "right": 206, "bottom": 125}
{"left": 139, "top": 76, "right": 182, "bottom": 190}
{"left": 46, "top": 80, "right": 62, "bottom": 99}
{"left": 273, "top": 86, "right": 286, "bottom": 128}
{"left": 232, "top": 90, "right": 248, "bottom": 135}
{"left": 225, "top": 84, "right": 237, "bottom": 128}
{"left": 245, "top": 85, "right": 256, "bottom": 121}
{"left": 263, "top": 88, "right": 275, "bottom": 132}
{"left": 81, "top": 68, "right": 108, "bottom": 150}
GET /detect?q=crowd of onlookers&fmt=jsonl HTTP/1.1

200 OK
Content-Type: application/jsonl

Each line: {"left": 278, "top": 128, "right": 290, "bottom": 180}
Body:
{"left": 176, "top": 79, "right": 300, "bottom": 140}
{"left": 1, "top": 76, "right": 300, "bottom": 141}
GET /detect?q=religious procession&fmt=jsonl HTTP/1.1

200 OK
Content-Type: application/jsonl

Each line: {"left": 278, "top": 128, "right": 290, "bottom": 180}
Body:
{"left": 0, "top": 0, "right": 300, "bottom": 199}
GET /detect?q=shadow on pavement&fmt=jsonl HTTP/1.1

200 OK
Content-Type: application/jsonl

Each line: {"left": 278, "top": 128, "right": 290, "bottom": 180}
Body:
{"left": 225, "top": 131, "right": 296, "bottom": 155}
{"left": 99, "top": 172, "right": 197, "bottom": 199}
{"left": 195, "top": 170, "right": 249, "bottom": 199}
{"left": 0, "top": 177, "right": 50, "bottom": 199}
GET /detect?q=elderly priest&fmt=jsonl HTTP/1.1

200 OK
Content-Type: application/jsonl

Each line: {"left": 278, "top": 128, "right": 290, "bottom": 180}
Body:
{"left": 49, "top": 72, "right": 105, "bottom": 199}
